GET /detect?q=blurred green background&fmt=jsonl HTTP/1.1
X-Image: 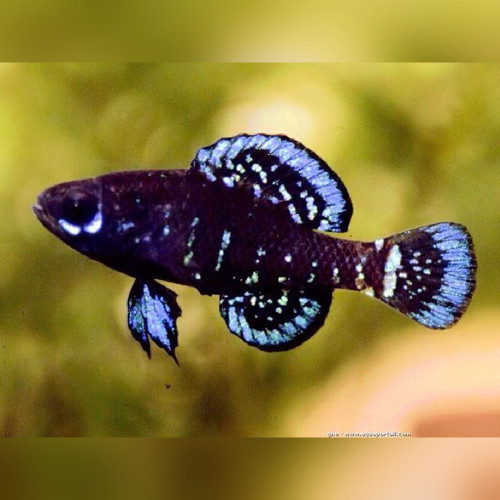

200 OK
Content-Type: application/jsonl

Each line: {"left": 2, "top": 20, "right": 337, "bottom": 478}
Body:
{"left": 2, "top": 0, "right": 500, "bottom": 60}
{"left": 0, "top": 63, "right": 498, "bottom": 437}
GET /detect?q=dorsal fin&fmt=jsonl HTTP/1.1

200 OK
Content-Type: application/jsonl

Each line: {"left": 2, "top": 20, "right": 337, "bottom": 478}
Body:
{"left": 190, "top": 134, "right": 353, "bottom": 232}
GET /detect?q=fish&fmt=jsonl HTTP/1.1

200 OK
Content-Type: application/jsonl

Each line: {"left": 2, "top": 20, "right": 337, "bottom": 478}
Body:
{"left": 33, "top": 134, "right": 477, "bottom": 363}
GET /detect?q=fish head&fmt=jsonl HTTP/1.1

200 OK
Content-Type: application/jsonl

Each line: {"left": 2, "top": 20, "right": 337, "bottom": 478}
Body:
{"left": 33, "top": 177, "right": 110, "bottom": 257}
{"left": 33, "top": 170, "right": 183, "bottom": 274}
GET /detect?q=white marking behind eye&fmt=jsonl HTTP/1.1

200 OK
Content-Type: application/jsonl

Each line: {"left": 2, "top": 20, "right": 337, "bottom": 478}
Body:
{"left": 83, "top": 211, "right": 103, "bottom": 234}
{"left": 58, "top": 219, "right": 81, "bottom": 235}
{"left": 183, "top": 216, "right": 200, "bottom": 266}
{"left": 215, "top": 229, "right": 232, "bottom": 272}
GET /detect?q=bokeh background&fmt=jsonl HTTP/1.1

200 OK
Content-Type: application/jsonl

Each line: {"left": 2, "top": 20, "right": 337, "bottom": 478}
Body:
{"left": 1, "top": 0, "right": 500, "bottom": 61}
{"left": 0, "top": 63, "right": 498, "bottom": 437}
{"left": 3, "top": 439, "right": 500, "bottom": 500}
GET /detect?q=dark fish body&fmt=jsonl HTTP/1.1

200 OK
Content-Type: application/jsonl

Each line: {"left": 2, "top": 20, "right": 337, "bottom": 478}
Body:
{"left": 38, "top": 169, "right": 353, "bottom": 293}
{"left": 34, "top": 134, "right": 477, "bottom": 360}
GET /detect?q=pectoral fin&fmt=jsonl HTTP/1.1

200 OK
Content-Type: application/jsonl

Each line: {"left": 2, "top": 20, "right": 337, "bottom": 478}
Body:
{"left": 127, "top": 278, "right": 182, "bottom": 364}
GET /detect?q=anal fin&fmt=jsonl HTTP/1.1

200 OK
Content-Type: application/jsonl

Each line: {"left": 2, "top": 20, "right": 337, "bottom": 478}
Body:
{"left": 219, "top": 288, "right": 332, "bottom": 351}
{"left": 127, "top": 278, "right": 182, "bottom": 363}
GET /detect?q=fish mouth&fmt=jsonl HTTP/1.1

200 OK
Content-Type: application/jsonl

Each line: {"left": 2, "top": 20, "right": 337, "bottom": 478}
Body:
{"left": 32, "top": 199, "right": 45, "bottom": 219}
{"left": 32, "top": 202, "right": 43, "bottom": 215}
{"left": 32, "top": 195, "right": 49, "bottom": 225}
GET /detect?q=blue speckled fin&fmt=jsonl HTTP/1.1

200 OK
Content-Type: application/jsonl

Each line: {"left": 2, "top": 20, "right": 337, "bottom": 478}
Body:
{"left": 191, "top": 134, "right": 352, "bottom": 232}
{"left": 127, "top": 278, "right": 182, "bottom": 363}
{"left": 379, "top": 222, "right": 476, "bottom": 328}
{"left": 219, "top": 288, "right": 332, "bottom": 351}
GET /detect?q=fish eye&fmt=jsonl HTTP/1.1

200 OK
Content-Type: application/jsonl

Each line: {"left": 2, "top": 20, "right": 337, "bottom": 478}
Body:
{"left": 58, "top": 193, "right": 103, "bottom": 235}
{"left": 62, "top": 195, "right": 98, "bottom": 225}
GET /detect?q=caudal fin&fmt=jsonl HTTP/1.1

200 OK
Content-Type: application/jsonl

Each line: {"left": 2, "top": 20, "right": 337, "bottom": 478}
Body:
{"left": 378, "top": 222, "right": 476, "bottom": 328}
